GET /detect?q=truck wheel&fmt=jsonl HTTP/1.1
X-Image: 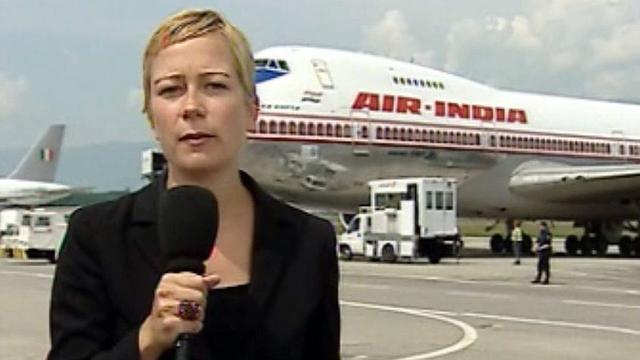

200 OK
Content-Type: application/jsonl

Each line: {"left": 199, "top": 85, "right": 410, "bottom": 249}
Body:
{"left": 428, "top": 242, "right": 442, "bottom": 264}
{"left": 522, "top": 234, "right": 533, "bottom": 255}
{"left": 633, "top": 236, "right": 640, "bottom": 258}
{"left": 46, "top": 250, "right": 57, "bottom": 264}
{"left": 618, "top": 235, "right": 632, "bottom": 257}
{"left": 339, "top": 245, "right": 353, "bottom": 261}
{"left": 490, "top": 234, "right": 504, "bottom": 254}
{"left": 381, "top": 244, "right": 396, "bottom": 263}
{"left": 565, "top": 235, "right": 578, "bottom": 255}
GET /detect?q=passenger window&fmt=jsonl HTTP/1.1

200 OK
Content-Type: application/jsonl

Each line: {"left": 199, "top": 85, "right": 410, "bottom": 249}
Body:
{"left": 426, "top": 191, "right": 433, "bottom": 209}
{"left": 22, "top": 215, "right": 31, "bottom": 226}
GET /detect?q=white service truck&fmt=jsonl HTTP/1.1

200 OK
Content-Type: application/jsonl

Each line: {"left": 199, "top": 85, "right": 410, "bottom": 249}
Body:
{"left": 0, "top": 208, "right": 73, "bottom": 263}
{"left": 339, "top": 177, "right": 460, "bottom": 264}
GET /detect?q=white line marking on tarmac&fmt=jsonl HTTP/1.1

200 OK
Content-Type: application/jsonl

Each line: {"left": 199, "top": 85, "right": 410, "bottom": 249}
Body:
{"left": 461, "top": 312, "right": 640, "bottom": 336}
{"left": 342, "top": 300, "right": 640, "bottom": 347}
{"left": 341, "top": 300, "right": 477, "bottom": 360}
{"left": 343, "top": 283, "right": 391, "bottom": 290}
{"left": 342, "top": 271, "right": 640, "bottom": 295}
{"left": 576, "top": 285, "right": 640, "bottom": 296}
{"left": 563, "top": 299, "right": 640, "bottom": 310}
{"left": 341, "top": 271, "right": 479, "bottom": 284}
{"left": 0, "top": 270, "right": 53, "bottom": 279}
{"left": 447, "top": 290, "right": 514, "bottom": 300}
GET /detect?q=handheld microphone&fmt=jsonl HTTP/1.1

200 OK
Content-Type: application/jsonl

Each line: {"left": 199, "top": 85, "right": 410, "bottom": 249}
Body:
{"left": 159, "top": 185, "right": 219, "bottom": 360}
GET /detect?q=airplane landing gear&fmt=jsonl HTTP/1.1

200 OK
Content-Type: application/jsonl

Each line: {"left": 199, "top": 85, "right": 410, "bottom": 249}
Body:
{"left": 565, "top": 234, "right": 579, "bottom": 255}
{"left": 488, "top": 219, "right": 532, "bottom": 255}
{"left": 565, "top": 221, "right": 623, "bottom": 257}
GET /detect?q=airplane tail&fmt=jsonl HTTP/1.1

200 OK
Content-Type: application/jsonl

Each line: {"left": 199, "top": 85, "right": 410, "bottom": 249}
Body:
{"left": 8, "top": 124, "right": 66, "bottom": 182}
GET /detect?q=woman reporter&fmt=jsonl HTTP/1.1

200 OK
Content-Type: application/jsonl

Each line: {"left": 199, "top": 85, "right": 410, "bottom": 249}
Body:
{"left": 48, "top": 9, "right": 340, "bottom": 360}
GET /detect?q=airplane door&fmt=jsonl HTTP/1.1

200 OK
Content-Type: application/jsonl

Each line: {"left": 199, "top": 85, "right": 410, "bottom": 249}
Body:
{"left": 407, "top": 184, "right": 419, "bottom": 235}
{"left": 311, "top": 59, "right": 334, "bottom": 90}
{"left": 350, "top": 109, "right": 371, "bottom": 157}
{"left": 611, "top": 130, "right": 628, "bottom": 161}
{"left": 481, "top": 119, "right": 497, "bottom": 151}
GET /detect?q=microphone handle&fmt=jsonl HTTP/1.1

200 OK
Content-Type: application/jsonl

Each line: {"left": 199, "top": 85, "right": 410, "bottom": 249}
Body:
{"left": 175, "top": 333, "right": 192, "bottom": 360}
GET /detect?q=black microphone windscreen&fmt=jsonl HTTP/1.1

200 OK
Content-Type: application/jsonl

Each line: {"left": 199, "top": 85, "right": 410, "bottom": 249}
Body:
{"left": 159, "top": 185, "right": 219, "bottom": 274}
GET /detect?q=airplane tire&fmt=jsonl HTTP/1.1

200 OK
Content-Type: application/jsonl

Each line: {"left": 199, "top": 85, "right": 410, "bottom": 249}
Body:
{"left": 595, "top": 236, "right": 608, "bottom": 256}
{"left": 565, "top": 235, "right": 579, "bottom": 256}
{"left": 633, "top": 236, "right": 640, "bottom": 258}
{"left": 339, "top": 245, "right": 353, "bottom": 261}
{"left": 580, "top": 235, "right": 594, "bottom": 256}
{"left": 522, "top": 234, "right": 533, "bottom": 255}
{"left": 381, "top": 244, "right": 397, "bottom": 263}
{"left": 618, "top": 236, "right": 632, "bottom": 257}
{"left": 504, "top": 236, "right": 514, "bottom": 255}
{"left": 490, "top": 234, "right": 504, "bottom": 254}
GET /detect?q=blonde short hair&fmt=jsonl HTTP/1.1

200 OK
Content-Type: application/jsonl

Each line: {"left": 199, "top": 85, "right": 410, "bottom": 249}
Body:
{"left": 141, "top": 9, "right": 255, "bottom": 119}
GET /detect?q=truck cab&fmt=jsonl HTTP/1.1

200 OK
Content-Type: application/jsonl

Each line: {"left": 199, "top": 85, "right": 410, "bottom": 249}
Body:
{"left": 338, "top": 208, "right": 372, "bottom": 260}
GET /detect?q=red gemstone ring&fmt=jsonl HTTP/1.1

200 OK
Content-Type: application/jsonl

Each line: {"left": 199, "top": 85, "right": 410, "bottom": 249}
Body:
{"left": 177, "top": 300, "right": 201, "bottom": 321}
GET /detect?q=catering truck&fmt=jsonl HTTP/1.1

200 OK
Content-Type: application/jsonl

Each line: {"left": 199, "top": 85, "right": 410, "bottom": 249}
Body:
{"left": 338, "top": 177, "right": 460, "bottom": 264}
{"left": 0, "top": 207, "right": 73, "bottom": 263}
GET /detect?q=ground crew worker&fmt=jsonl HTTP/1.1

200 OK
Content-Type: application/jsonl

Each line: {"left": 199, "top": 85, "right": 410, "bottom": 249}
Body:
{"left": 512, "top": 220, "right": 523, "bottom": 265}
{"left": 532, "top": 221, "right": 552, "bottom": 284}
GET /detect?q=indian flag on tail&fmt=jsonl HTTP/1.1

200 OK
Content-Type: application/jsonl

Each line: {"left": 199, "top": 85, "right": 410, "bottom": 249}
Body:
{"left": 40, "top": 148, "right": 54, "bottom": 162}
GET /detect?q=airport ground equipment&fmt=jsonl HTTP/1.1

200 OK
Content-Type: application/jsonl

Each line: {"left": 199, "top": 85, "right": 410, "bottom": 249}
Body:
{"left": 339, "top": 177, "right": 460, "bottom": 264}
{"left": 0, "top": 207, "right": 74, "bottom": 263}
{"left": 141, "top": 148, "right": 167, "bottom": 181}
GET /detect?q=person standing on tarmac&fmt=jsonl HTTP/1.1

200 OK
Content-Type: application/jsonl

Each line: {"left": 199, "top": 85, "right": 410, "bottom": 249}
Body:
{"left": 511, "top": 220, "right": 523, "bottom": 265}
{"left": 532, "top": 221, "right": 552, "bottom": 284}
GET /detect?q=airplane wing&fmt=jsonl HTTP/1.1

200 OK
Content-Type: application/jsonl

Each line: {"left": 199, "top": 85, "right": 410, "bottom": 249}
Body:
{"left": 508, "top": 160, "right": 640, "bottom": 203}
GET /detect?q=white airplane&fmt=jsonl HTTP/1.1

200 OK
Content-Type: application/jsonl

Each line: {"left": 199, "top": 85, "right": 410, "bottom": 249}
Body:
{"left": 0, "top": 124, "right": 71, "bottom": 206}
{"left": 241, "top": 45, "right": 640, "bottom": 258}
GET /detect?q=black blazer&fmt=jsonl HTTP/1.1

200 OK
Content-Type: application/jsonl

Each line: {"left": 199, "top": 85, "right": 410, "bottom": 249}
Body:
{"left": 48, "top": 172, "right": 340, "bottom": 359}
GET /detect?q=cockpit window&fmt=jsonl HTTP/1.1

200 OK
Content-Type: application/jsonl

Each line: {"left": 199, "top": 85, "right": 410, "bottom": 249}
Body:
{"left": 254, "top": 58, "right": 291, "bottom": 84}
{"left": 254, "top": 58, "right": 290, "bottom": 72}
{"left": 277, "top": 60, "right": 290, "bottom": 71}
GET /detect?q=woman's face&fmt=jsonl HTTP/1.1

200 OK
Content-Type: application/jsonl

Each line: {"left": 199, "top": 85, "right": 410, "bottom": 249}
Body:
{"left": 148, "top": 33, "right": 255, "bottom": 176}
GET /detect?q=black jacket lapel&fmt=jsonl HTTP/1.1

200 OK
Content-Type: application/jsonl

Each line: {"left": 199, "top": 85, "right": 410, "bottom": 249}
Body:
{"left": 129, "top": 178, "right": 165, "bottom": 274}
{"left": 243, "top": 172, "right": 298, "bottom": 313}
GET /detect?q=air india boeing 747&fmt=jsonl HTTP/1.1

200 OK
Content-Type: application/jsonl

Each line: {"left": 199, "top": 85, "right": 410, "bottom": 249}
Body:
{"left": 243, "top": 45, "right": 640, "bottom": 257}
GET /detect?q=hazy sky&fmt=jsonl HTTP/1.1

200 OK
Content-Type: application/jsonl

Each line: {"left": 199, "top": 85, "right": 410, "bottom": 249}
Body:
{"left": 1, "top": 0, "right": 638, "bottom": 148}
